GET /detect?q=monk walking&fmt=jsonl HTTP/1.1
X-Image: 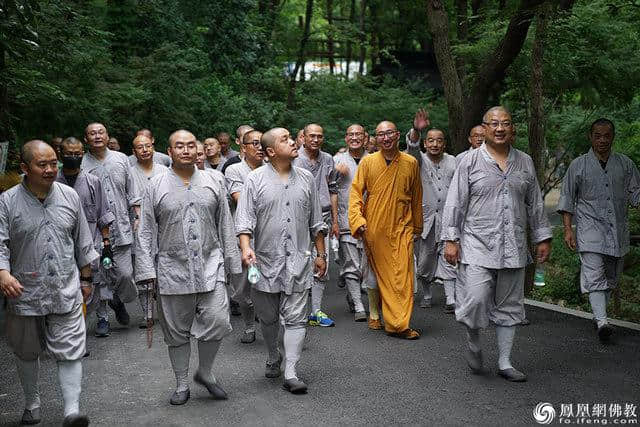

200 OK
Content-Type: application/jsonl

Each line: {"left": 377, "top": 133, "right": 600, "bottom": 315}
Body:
{"left": 349, "top": 121, "right": 423, "bottom": 339}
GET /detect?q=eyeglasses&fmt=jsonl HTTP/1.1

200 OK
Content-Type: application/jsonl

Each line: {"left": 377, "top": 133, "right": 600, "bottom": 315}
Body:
{"left": 375, "top": 130, "right": 398, "bottom": 139}
{"left": 483, "top": 121, "right": 513, "bottom": 129}
{"left": 346, "top": 132, "right": 364, "bottom": 137}
{"left": 243, "top": 140, "right": 261, "bottom": 147}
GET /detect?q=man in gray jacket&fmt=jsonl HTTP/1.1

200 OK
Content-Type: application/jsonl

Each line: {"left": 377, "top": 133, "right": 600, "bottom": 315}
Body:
{"left": 557, "top": 118, "right": 640, "bottom": 343}
{"left": 1, "top": 140, "right": 98, "bottom": 426}
{"left": 442, "top": 107, "right": 552, "bottom": 382}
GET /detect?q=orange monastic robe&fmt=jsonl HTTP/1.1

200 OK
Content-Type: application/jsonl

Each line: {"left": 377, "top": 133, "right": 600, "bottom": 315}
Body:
{"left": 349, "top": 151, "right": 423, "bottom": 333}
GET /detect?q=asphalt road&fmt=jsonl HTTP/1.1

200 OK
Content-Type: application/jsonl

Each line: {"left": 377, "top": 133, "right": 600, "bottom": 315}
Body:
{"left": 1, "top": 265, "right": 639, "bottom": 426}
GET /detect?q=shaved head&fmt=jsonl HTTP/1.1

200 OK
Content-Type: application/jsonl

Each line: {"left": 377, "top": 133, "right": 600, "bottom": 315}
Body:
{"left": 132, "top": 134, "right": 152, "bottom": 148}
{"left": 168, "top": 129, "right": 196, "bottom": 147}
{"left": 483, "top": 106, "right": 511, "bottom": 123}
{"left": 136, "top": 128, "right": 153, "bottom": 138}
{"left": 236, "top": 125, "right": 254, "bottom": 139}
{"left": 61, "top": 136, "right": 83, "bottom": 151}
{"left": 261, "top": 127, "right": 288, "bottom": 152}
{"left": 375, "top": 120, "right": 397, "bottom": 132}
{"left": 243, "top": 130, "right": 263, "bottom": 145}
{"left": 304, "top": 123, "right": 323, "bottom": 135}
{"left": 21, "top": 140, "right": 54, "bottom": 164}
{"left": 85, "top": 122, "right": 106, "bottom": 135}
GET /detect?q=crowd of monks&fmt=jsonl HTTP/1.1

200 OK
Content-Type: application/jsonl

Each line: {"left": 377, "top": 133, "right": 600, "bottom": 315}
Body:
{"left": 1, "top": 105, "right": 639, "bottom": 426}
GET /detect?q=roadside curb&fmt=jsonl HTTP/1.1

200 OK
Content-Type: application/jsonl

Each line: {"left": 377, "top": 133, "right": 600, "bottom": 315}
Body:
{"left": 525, "top": 298, "right": 640, "bottom": 331}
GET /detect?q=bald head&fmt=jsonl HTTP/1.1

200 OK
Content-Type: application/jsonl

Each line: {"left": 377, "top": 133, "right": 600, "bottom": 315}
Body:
{"left": 136, "top": 128, "right": 153, "bottom": 139}
{"left": 236, "top": 125, "right": 254, "bottom": 139}
{"left": 375, "top": 121, "right": 397, "bottom": 132}
{"left": 61, "top": 136, "right": 83, "bottom": 151}
{"left": 132, "top": 134, "right": 152, "bottom": 148}
{"left": 168, "top": 130, "right": 196, "bottom": 148}
{"left": 261, "top": 128, "right": 288, "bottom": 152}
{"left": 22, "top": 140, "right": 56, "bottom": 164}
{"left": 483, "top": 106, "right": 511, "bottom": 123}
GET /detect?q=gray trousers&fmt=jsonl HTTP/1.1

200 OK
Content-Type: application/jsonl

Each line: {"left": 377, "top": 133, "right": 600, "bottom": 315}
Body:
{"left": 105, "top": 244, "right": 137, "bottom": 303}
{"left": 158, "top": 284, "right": 232, "bottom": 346}
{"left": 455, "top": 264, "right": 525, "bottom": 329}
{"left": 338, "top": 238, "right": 363, "bottom": 282}
{"left": 251, "top": 288, "right": 310, "bottom": 329}
{"left": 579, "top": 252, "right": 623, "bottom": 294}
{"left": 6, "top": 303, "right": 86, "bottom": 361}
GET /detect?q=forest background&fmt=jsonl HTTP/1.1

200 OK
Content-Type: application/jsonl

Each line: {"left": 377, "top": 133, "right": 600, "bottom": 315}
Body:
{"left": 1, "top": 0, "right": 640, "bottom": 321}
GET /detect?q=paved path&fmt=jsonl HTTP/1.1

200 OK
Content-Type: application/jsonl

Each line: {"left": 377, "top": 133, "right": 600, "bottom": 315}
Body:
{"left": 1, "top": 266, "right": 639, "bottom": 426}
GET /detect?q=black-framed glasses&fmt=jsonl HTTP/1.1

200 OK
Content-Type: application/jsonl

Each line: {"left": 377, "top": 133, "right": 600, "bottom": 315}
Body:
{"left": 375, "top": 130, "right": 398, "bottom": 139}
{"left": 483, "top": 121, "right": 513, "bottom": 129}
{"left": 243, "top": 140, "right": 261, "bottom": 147}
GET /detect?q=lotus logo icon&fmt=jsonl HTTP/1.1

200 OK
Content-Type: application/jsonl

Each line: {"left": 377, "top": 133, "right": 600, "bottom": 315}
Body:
{"left": 533, "top": 402, "right": 556, "bottom": 424}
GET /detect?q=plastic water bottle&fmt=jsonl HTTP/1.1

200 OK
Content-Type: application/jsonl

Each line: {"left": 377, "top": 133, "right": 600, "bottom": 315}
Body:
{"left": 331, "top": 236, "right": 339, "bottom": 262}
{"left": 247, "top": 264, "right": 261, "bottom": 284}
{"left": 534, "top": 264, "right": 545, "bottom": 287}
{"left": 102, "top": 257, "right": 113, "bottom": 270}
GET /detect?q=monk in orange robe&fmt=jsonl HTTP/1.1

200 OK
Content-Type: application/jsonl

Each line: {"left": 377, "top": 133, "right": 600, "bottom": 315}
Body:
{"left": 348, "top": 121, "right": 423, "bottom": 339}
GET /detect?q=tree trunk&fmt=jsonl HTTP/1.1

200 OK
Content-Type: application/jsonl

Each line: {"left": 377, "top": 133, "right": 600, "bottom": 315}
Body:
{"left": 345, "top": 0, "right": 356, "bottom": 79}
{"left": 358, "top": 0, "right": 367, "bottom": 74}
{"left": 287, "top": 0, "right": 314, "bottom": 108}
{"left": 455, "top": 0, "right": 468, "bottom": 41}
{"left": 425, "top": 0, "right": 466, "bottom": 152}
{"left": 525, "top": 4, "right": 549, "bottom": 297}
{"left": 326, "top": 0, "right": 335, "bottom": 74}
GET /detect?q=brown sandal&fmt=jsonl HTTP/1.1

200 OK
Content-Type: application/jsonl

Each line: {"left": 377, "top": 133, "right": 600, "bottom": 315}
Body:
{"left": 387, "top": 328, "right": 421, "bottom": 340}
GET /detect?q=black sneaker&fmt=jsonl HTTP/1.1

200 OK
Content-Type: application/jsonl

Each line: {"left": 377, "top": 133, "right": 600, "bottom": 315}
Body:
{"left": 21, "top": 407, "right": 41, "bottom": 425}
{"left": 230, "top": 300, "right": 241, "bottom": 316}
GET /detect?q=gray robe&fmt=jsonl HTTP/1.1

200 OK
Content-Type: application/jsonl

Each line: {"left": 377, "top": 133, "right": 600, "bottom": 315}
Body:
{"left": 0, "top": 182, "right": 99, "bottom": 315}
{"left": 235, "top": 164, "right": 327, "bottom": 295}
{"left": 81, "top": 148, "right": 140, "bottom": 248}
{"left": 130, "top": 162, "right": 168, "bottom": 256}
{"left": 135, "top": 167, "right": 241, "bottom": 295}
{"left": 557, "top": 148, "right": 640, "bottom": 257}
{"left": 441, "top": 144, "right": 552, "bottom": 269}
{"left": 293, "top": 148, "right": 337, "bottom": 212}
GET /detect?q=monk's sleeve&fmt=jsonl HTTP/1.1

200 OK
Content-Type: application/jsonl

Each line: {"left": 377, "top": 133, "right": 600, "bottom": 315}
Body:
{"left": 557, "top": 159, "right": 578, "bottom": 215}
{"left": 348, "top": 159, "right": 368, "bottom": 236}
{"left": 626, "top": 158, "right": 640, "bottom": 208}
{"left": 410, "top": 161, "right": 423, "bottom": 235}
{"left": 135, "top": 186, "right": 157, "bottom": 282}
{"left": 441, "top": 158, "right": 469, "bottom": 241}
{"left": 215, "top": 183, "right": 242, "bottom": 275}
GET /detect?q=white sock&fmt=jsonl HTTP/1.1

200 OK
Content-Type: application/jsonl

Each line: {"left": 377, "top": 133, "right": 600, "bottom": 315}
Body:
{"left": 168, "top": 343, "right": 191, "bottom": 392}
{"left": 283, "top": 327, "right": 306, "bottom": 380}
{"left": 496, "top": 326, "right": 516, "bottom": 370}
{"left": 466, "top": 327, "right": 481, "bottom": 353}
{"left": 196, "top": 340, "right": 220, "bottom": 384}
{"left": 345, "top": 278, "right": 365, "bottom": 313}
{"left": 443, "top": 280, "right": 456, "bottom": 305}
{"left": 240, "top": 301, "right": 256, "bottom": 333}
{"left": 589, "top": 291, "right": 608, "bottom": 328}
{"left": 311, "top": 281, "right": 325, "bottom": 313}
{"left": 421, "top": 278, "right": 432, "bottom": 303}
{"left": 16, "top": 357, "right": 40, "bottom": 410}
{"left": 57, "top": 360, "right": 82, "bottom": 417}
{"left": 261, "top": 321, "right": 280, "bottom": 363}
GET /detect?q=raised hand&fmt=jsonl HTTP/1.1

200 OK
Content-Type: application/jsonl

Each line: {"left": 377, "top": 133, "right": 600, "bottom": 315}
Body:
{"left": 413, "top": 108, "right": 431, "bottom": 132}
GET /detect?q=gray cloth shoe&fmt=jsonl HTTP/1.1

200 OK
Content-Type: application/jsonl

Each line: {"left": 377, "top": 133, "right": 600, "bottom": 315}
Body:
{"left": 265, "top": 354, "right": 282, "bottom": 378}
{"left": 498, "top": 368, "right": 527, "bottom": 382}
{"left": 419, "top": 299, "right": 431, "bottom": 308}
{"left": 62, "top": 413, "right": 89, "bottom": 427}
{"left": 169, "top": 389, "right": 190, "bottom": 405}
{"left": 354, "top": 311, "right": 367, "bottom": 322}
{"left": 443, "top": 304, "right": 455, "bottom": 314}
{"left": 193, "top": 373, "right": 228, "bottom": 400}
{"left": 21, "top": 407, "right": 41, "bottom": 425}
{"left": 465, "top": 349, "right": 484, "bottom": 374}
{"left": 283, "top": 378, "right": 308, "bottom": 394}
{"left": 240, "top": 330, "right": 256, "bottom": 344}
